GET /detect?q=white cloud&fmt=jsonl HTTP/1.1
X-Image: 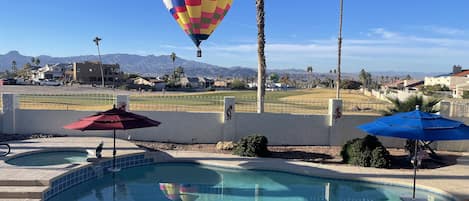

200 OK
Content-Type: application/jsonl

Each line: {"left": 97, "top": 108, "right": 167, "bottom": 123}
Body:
{"left": 157, "top": 28, "right": 469, "bottom": 72}
{"left": 424, "top": 25, "right": 466, "bottom": 36}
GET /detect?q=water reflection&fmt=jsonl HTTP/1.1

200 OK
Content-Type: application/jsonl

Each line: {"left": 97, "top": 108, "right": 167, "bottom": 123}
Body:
{"left": 48, "top": 163, "right": 450, "bottom": 201}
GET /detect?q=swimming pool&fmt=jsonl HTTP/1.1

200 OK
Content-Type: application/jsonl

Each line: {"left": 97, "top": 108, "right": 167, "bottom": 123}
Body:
{"left": 6, "top": 150, "right": 88, "bottom": 166}
{"left": 48, "top": 163, "right": 453, "bottom": 201}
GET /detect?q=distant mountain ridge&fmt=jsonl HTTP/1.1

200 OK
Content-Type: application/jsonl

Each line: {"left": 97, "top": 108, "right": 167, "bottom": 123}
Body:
{"left": 0, "top": 51, "right": 444, "bottom": 79}
{"left": 0, "top": 51, "right": 257, "bottom": 78}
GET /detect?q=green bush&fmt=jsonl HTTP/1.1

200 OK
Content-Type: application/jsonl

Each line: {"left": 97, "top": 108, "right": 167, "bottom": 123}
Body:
{"left": 340, "top": 135, "right": 391, "bottom": 168}
{"left": 233, "top": 135, "right": 270, "bottom": 157}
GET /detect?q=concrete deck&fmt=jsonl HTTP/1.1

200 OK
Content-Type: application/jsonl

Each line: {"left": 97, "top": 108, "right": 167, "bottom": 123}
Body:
{"left": 0, "top": 137, "right": 144, "bottom": 200}
{"left": 0, "top": 137, "right": 467, "bottom": 201}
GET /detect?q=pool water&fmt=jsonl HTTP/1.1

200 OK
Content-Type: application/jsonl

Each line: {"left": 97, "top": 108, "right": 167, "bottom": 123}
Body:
{"left": 6, "top": 151, "right": 88, "bottom": 166}
{"left": 49, "top": 163, "right": 452, "bottom": 201}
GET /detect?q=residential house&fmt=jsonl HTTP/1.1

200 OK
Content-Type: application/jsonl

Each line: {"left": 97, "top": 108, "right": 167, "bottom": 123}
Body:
{"left": 213, "top": 79, "right": 232, "bottom": 88}
{"left": 455, "top": 81, "right": 469, "bottom": 98}
{"left": 424, "top": 65, "right": 469, "bottom": 90}
{"left": 180, "top": 77, "right": 203, "bottom": 88}
{"left": 32, "top": 63, "right": 72, "bottom": 81}
{"left": 197, "top": 77, "right": 214, "bottom": 88}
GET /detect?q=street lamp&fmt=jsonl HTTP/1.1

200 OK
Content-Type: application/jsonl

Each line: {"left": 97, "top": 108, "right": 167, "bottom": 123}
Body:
{"left": 93, "top": 36, "right": 105, "bottom": 88}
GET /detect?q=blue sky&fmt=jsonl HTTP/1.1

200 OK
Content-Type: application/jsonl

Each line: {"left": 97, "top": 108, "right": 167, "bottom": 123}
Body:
{"left": 1, "top": 0, "right": 469, "bottom": 73}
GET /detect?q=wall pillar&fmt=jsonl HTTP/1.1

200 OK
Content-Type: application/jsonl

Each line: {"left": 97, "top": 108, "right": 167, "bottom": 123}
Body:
{"left": 2, "top": 94, "right": 18, "bottom": 134}
{"left": 222, "top": 96, "right": 236, "bottom": 141}
{"left": 328, "top": 99, "right": 343, "bottom": 126}
{"left": 439, "top": 101, "right": 451, "bottom": 118}
{"left": 116, "top": 95, "right": 129, "bottom": 111}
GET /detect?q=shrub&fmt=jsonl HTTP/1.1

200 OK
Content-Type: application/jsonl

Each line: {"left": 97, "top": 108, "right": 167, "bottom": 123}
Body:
{"left": 233, "top": 135, "right": 270, "bottom": 157}
{"left": 340, "top": 135, "right": 391, "bottom": 168}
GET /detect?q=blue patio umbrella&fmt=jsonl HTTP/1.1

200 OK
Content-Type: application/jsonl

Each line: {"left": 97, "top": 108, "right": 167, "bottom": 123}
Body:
{"left": 358, "top": 107, "right": 469, "bottom": 200}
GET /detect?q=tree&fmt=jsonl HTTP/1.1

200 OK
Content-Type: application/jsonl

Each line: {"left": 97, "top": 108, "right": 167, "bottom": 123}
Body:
{"left": 269, "top": 73, "right": 279, "bottom": 83}
{"left": 231, "top": 79, "right": 246, "bottom": 90}
{"left": 463, "top": 91, "right": 469, "bottom": 99}
{"left": 383, "top": 95, "right": 441, "bottom": 157}
{"left": 383, "top": 96, "right": 440, "bottom": 116}
{"left": 174, "top": 66, "right": 185, "bottom": 80}
{"left": 35, "top": 58, "right": 40, "bottom": 66}
{"left": 306, "top": 66, "right": 313, "bottom": 88}
{"left": 405, "top": 74, "right": 412, "bottom": 80}
{"left": 170, "top": 52, "right": 176, "bottom": 79}
{"left": 359, "top": 69, "right": 372, "bottom": 91}
{"left": 280, "top": 74, "right": 290, "bottom": 90}
{"left": 11, "top": 60, "right": 17, "bottom": 73}
{"left": 256, "top": 0, "right": 266, "bottom": 113}
{"left": 17, "top": 63, "right": 32, "bottom": 78}
{"left": 340, "top": 80, "right": 361, "bottom": 89}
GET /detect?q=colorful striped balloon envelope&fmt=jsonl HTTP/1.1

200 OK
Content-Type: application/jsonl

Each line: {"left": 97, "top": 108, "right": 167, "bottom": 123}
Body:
{"left": 163, "top": 0, "right": 233, "bottom": 57}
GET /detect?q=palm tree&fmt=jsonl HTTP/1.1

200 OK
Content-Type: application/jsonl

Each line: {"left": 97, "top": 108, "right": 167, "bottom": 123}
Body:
{"left": 306, "top": 66, "right": 313, "bottom": 88}
{"left": 33, "top": 57, "right": 40, "bottom": 66}
{"left": 383, "top": 96, "right": 440, "bottom": 116}
{"left": 382, "top": 95, "right": 441, "bottom": 158}
{"left": 93, "top": 36, "right": 105, "bottom": 87}
{"left": 170, "top": 52, "right": 176, "bottom": 79}
{"left": 336, "top": 0, "right": 344, "bottom": 99}
{"left": 11, "top": 60, "right": 17, "bottom": 73}
{"left": 256, "top": 0, "right": 266, "bottom": 113}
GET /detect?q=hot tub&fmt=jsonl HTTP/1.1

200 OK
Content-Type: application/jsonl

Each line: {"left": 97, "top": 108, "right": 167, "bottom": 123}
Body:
{"left": 6, "top": 150, "right": 88, "bottom": 166}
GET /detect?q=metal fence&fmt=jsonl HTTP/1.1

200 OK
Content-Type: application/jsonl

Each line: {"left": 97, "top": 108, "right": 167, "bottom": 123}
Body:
{"left": 342, "top": 100, "right": 393, "bottom": 115}
{"left": 129, "top": 95, "right": 224, "bottom": 112}
{"left": 18, "top": 93, "right": 116, "bottom": 111}
{"left": 3, "top": 93, "right": 394, "bottom": 115}
{"left": 235, "top": 97, "right": 329, "bottom": 114}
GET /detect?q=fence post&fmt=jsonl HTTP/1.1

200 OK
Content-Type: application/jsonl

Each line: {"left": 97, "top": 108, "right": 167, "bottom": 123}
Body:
{"left": 2, "top": 94, "right": 18, "bottom": 134}
{"left": 116, "top": 95, "right": 129, "bottom": 111}
{"left": 328, "top": 99, "right": 343, "bottom": 127}
{"left": 439, "top": 101, "right": 451, "bottom": 118}
{"left": 222, "top": 96, "right": 236, "bottom": 141}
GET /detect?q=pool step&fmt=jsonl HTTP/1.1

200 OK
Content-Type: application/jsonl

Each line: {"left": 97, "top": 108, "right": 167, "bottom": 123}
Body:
{"left": 0, "top": 186, "right": 47, "bottom": 199}
{"left": 0, "top": 199, "right": 41, "bottom": 201}
{"left": 0, "top": 180, "right": 46, "bottom": 187}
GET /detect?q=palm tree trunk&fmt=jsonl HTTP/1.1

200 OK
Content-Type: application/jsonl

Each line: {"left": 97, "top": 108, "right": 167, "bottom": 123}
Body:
{"left": 256, "top": 0, "right": 266, "bottom": 113}
{"left": 336, "top": 0, "right": 344, "bottom": 99}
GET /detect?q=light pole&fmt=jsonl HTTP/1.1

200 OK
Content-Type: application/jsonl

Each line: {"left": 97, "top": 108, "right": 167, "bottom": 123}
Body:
{"left": 336, "top": 0, "right": 344, "bottom": 99}
{"left": 93, "top": 36, "right": 105, "bottom": 88}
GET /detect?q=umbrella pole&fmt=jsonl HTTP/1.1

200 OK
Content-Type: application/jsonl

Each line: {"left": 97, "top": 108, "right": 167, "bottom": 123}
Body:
{"left": 113, "top": 129, "right": 116, "bottom": 170}
{"left": 412, "top": 139, "right": 418, "bottom": 199}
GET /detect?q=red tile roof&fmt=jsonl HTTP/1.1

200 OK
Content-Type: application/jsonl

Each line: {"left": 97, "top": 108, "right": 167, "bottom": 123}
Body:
{"left": 453, "top": 70, "right": 469, "bottom": 77}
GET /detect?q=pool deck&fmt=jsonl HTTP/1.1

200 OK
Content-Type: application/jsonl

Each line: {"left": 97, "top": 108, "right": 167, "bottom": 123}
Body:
{"left": 0, "top": 137, "right": 468, "bottom": 201}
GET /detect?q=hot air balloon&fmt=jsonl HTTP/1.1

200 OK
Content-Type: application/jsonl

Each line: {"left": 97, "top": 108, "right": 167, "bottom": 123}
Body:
{"left": 163, "top": 0, "right": 233, "bottom": 57}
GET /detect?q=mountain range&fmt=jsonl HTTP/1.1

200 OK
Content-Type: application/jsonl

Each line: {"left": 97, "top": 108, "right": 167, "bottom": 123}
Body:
{"left": 0, "top": 51, "right": 258, "bottom": 78}
{"left": 0, "top": 51, "right": 443, "bottom": 79}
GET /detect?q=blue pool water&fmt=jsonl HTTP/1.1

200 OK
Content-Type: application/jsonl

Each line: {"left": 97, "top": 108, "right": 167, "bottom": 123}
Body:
{"left": 6, "top": 151, "right": 88, "bottom": 166}
{"left": 49, "top": 163, "right": 452, "bottom": 201}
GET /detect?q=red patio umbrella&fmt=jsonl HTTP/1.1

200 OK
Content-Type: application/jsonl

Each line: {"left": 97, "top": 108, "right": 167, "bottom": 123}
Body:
{"left": 64, "top": 105, "right": 161, "bottom": 171}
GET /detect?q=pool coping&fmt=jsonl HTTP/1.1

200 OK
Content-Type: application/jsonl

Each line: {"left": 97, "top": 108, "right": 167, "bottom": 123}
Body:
{"left": 44, "top": 150, "right": 462, "bottom": 201}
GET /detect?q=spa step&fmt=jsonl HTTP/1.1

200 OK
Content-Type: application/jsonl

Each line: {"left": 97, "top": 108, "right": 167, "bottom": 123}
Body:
{"left": 0, "top": 180, "right": 46, "bottom": 186}
{"left": 0, "top": 186, "right": 47, "bottom": 199}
